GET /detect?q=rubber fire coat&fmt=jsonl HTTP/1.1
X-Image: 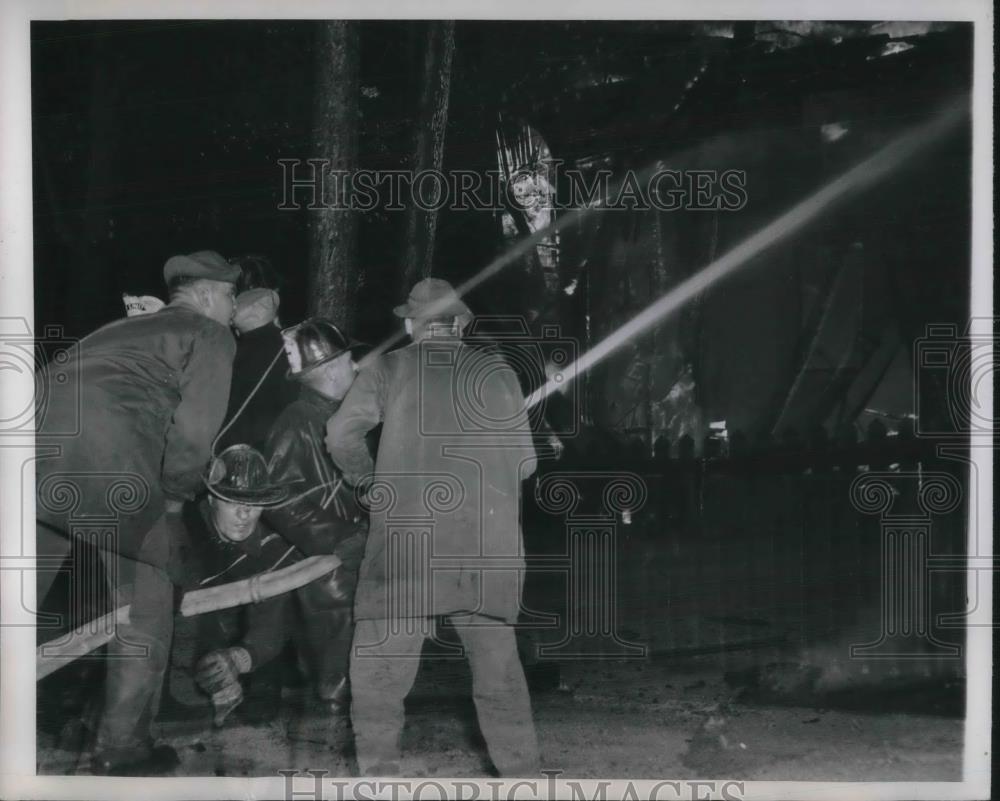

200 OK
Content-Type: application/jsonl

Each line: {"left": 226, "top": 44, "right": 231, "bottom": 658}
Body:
{"left": 263, "top": 385, "right": 368, "bottom": 579}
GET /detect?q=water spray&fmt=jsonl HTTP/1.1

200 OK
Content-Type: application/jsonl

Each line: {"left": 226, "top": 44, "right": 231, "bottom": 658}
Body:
{"left": 357, "top": 143, "right": 707, "bottom": 366}
{"left": 524, "top": 98, "right": 968, "bottom": 410}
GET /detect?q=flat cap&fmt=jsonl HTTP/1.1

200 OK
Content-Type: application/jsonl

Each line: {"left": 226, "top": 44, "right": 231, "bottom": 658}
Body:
{"left": 163, "top": 250, "right": 240, "bottom": 285}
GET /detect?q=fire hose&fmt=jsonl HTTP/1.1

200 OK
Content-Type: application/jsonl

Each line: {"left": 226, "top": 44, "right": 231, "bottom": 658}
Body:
{"left": 36, "top": 553, "right": 341, "bottom": 681}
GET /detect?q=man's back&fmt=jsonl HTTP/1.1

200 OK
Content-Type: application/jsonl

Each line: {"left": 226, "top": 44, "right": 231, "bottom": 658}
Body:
{"left": 36, "top": 305, "right": 236, "bottom": 552}
{"left": 330, "top": 337, "right": 537, "bottom": 623}
{"left": 42, "top": 306, "right": 229, "bottom": 421}
{"left": 218, "top": 323, "right": 295, "bottom": 451}
{"left": 374, "top": 339, "right": 536, "bottom": 474}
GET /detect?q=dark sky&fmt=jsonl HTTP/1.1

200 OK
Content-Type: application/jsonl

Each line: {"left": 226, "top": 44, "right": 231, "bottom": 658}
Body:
{"left": 30, "top": 21, "right": 969, "bottom": 329}
{"left": 29, "top": 21, "right": 973, "bottom": 435}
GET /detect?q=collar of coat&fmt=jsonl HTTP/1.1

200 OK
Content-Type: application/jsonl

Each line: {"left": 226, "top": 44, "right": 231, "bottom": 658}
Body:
{"left": 236, "top": 321, "right": 282, "bottom": 343}
{"left": 163, "top": 298, "right": 233, "bottom": 332}
{"left": 297, "top": 383, "right": 343, "bottom": 416}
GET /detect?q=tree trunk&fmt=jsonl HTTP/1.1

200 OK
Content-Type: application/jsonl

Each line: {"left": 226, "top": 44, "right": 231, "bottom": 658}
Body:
{"left": 309, "top": 21, "right": 360, "bottom": 328}
{"left": 400, "top": 21, "right": 455, "bottom": 292}
{"left": 647, "top": 208, "right": 672, "bottom": 452}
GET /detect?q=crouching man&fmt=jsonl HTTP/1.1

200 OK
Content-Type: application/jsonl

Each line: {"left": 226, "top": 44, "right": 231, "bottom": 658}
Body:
{"left": 262, "top": 319, "right": 369, "bottom": 712}
{"left": 182, "top": 444, "right": 345, "bottom": 725}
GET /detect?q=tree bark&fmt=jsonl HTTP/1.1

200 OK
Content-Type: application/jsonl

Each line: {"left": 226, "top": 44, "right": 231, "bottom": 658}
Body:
{"left": 400, "top": 21, "right": 455, "bottom": 293}
{"left": 309, "top": 21, "right": 360, "bottom": 328}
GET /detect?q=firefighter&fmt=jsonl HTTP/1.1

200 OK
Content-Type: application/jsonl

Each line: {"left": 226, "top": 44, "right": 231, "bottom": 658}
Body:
{"left": 262, "top": 319, "right": 370, "bottom": 712}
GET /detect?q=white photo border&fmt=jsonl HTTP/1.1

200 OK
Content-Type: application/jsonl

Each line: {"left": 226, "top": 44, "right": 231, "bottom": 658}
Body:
{"left": 1, "top": 1, "right": 992, "bottom": 799}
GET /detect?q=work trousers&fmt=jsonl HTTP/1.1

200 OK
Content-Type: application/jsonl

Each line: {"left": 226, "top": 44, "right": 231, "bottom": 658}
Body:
{"left": 38, "top": 518, "right": 174, "bottom": 752}
{"left": 294, "top": 580, "right": 353, "bottom": 698}
{"left": 350, "top": 614, "right": 539, "bottom": 777}
{"left": 194, "top": 577, "right": 353, "bottom": 697}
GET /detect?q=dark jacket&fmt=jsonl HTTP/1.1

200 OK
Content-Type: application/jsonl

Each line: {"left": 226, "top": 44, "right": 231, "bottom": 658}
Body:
{"left": 35, "top": 303, "right": 236, "bottom": 561}
{"left": 217, "top": 323, "right": 297, "bottom": 452}
{"left": 182, "top": 498, "right": 298, "bottom": 666}
{"left": 325, "top": 337, "right": 537, "bottom": 623}
{"left": 183, "top": 499, "right": 298, "bottom": 588}
{"left": 264, "top": 385, "right": 367, "bottom": 569}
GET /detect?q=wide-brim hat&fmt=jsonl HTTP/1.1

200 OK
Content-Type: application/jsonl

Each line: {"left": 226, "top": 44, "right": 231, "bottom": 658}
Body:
{"left": 393, "top": 277, "right": 472, "bottom": 322}
{"left": 204, "top": 444, "right": 290, "bottom": 507}
{"left": 281, "top": 318, "right": 368, "bottom": 380}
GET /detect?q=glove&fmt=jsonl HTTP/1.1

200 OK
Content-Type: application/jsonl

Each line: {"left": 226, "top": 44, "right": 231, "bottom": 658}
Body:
{"left": 195, "top": 646, "right": 252, "bottom": 693}
{"left": 195, "top": 647, "right": 252, "bottom": 726}
{"left": 319, "top": 564, "right": 358, "bottom": 605}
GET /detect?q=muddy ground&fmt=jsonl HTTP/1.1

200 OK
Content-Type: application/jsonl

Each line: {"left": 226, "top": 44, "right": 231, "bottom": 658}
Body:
{"left": 38, "top": 650, "right": 963, "bottom": 780}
